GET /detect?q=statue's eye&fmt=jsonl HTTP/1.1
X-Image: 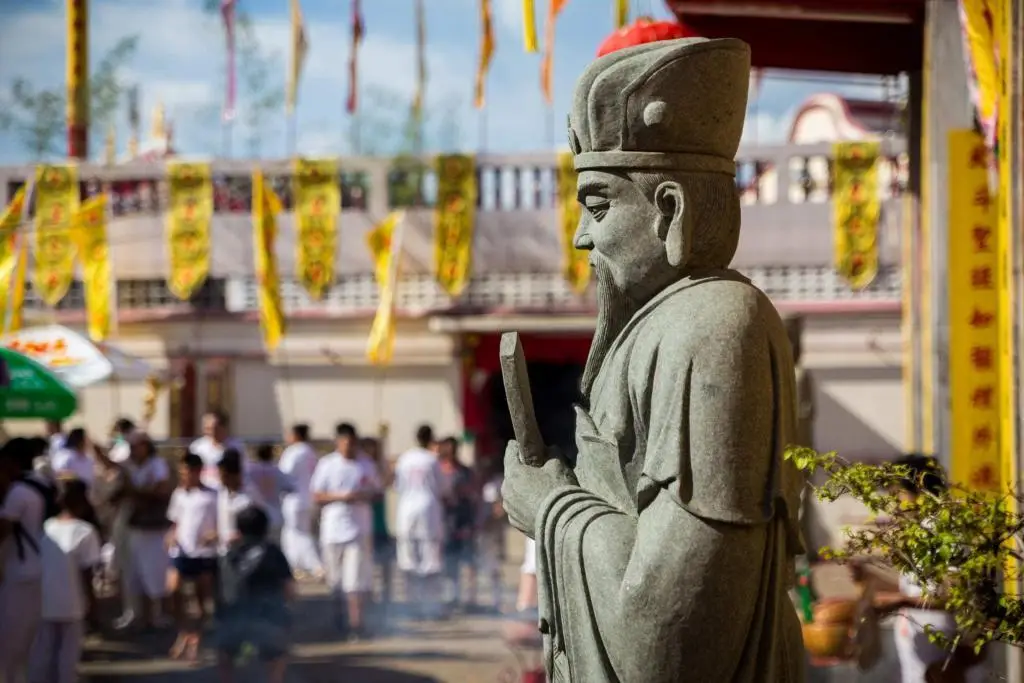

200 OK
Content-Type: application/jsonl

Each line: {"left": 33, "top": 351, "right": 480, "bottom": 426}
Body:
{"left": 583, "top": 196, "right": 610, "bottom": 220}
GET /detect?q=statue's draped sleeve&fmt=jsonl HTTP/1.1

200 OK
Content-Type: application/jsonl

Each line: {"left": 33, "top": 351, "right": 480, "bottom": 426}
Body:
{"left": 534, "top": 298, "right": 804, "bottom": 683}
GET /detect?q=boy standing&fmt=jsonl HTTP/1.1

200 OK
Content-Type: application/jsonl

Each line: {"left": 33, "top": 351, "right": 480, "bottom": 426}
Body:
{"left": 29, "top": 480, "right": 101, "bottom": 683}
{"left": 311, "top": 423, "right": 379, "bottom": 639}
{"left": 216, "top": 449, "right": 257, "bottom": 551}
{"left": 167, "top": 452, "right": 218, "bottom": 661}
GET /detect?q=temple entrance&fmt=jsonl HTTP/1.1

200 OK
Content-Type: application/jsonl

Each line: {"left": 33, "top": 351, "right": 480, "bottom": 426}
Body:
{"left": 487, "top": 361, "right": 583, "bottom": 466}
{"left": 461, "top": 333, "right": 591, "bottom": 470}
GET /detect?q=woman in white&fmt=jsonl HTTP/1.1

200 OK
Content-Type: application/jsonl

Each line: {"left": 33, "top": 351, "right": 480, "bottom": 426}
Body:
{"left": 517, "top": 537, "right": 538, "bottom": 613}
{"left": 50, "top": 428, "right": 96, "bottom": 489}
{"left": 29, "top": 480, "right": 101, "bottom": 683}
{"left": 277, "top": 424, "right": 323, "bottom": 578}
{"left": 96, "top": 432, "right": 173, "bottom": 630}
{"left": 393, "top": 425, "right": 446, "bottom": 617}
{"left": 0, "top": 438, "right": 46, "bottom": 683}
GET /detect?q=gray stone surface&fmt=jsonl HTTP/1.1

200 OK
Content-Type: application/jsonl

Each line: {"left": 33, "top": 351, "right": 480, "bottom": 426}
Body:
{"left": 500, "top": 37, "right": 806, "bottom": 683}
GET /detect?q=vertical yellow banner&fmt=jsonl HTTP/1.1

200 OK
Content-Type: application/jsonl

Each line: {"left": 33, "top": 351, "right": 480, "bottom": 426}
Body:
{"left": 293, "top": 158, "right": 340, "bottom": 301}
{"left": 366, "top": 211, "right": 404, "bottom": 289}
{"left": 434, "top": 154, "right": 477, "bottom": 297}
{"left": 522, "top": 0, "right": 538, "bottom": 52}
{"left": 33, "top": 164, "right": 80, "bottom": 306}
{"left": 614, "top": 0, "right": 628, "bottom": 28}
{"left": 556, "top": 151, "right": 589, "bottom": 293}
{"left": 832, "top": 141, "right": 880, "bottom": 291}
{"left": 948, "top": 129, "right": 1001, "bottom": 492}
{"left": 166, "top": 162, "right": 212, "bottom": 301}
{"left": 252, "top": 171, "right": 286, "bottom": 351}
{"left": 474, "top": 0, "right": 495, "bottom": 110}
{"left": 75, "top": 194, "right": 112, "bottom": 342}
{"left": 367, "top": 212, "right": 406, "bottom": 366}
{"left": 9, "top": 236, "right": 28, "bottom": 333}
{"left": 0, "top": 187, "right": 27, "bottom": 330}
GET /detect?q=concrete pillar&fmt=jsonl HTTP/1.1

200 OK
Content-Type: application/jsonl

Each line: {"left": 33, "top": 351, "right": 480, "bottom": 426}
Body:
{"left": 920, "top": 0, "right": 974, "bottom": 465}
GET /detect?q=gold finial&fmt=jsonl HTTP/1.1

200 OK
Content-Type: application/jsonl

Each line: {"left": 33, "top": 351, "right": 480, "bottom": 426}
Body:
{"left": 151, "top": 101, "right": 166, "bottom": 140}
{"left": 104, "top": 125, "right": 116, "bottom": 166}
{"left": 127, "top": 133, "right": 139, "bottom": 159}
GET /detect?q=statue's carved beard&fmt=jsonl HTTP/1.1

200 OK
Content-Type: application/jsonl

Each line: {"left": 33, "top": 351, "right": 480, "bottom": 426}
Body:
{"left": 581, "top": 256, "right": 640, "bottom": 404}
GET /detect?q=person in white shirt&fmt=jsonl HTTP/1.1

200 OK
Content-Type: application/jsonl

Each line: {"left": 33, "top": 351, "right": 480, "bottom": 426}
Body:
{"left": 105, "top": 432, "right": 173, "bottom": 631}
{"left": 216, "top": 448, "right": 259, "bottom": 552}
{"left": 28, "top": 480, "right": 101, "bottom": 683}
{"left": 311, "top": 422, "right": 380, "bottom": 639}
{"left": 189, "top": 410, "right": 246, "bottom": 489}
{"left": 50, "top": 428, "right": 96, "bottom": 489}
{"left": 108, "top": 417, "right": 136, "bottom": 464}
{"left": 248, "top": 444, "right": 294, "bottom": 542}
{"left": 393, "top": 424, "right": 446, "bottom": 618}
{"left": 45, "top": 420, "right": 66, "bottom": 457}
{"left": 0, "top": 438, "right": 46, "bottom": 683}
{"left": 166, "top": 452, "right": 218, "bottom": 662}
{"left": 517, "top": 538, "right": 538, "bottom": 614}
{"left": 278, "top": 424, "right": 323, "bottom": 579}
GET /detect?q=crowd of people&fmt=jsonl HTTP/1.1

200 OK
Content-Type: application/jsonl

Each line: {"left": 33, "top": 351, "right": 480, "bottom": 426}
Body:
{"left": 0, "top": 411, "right": 535, "bottom": 683}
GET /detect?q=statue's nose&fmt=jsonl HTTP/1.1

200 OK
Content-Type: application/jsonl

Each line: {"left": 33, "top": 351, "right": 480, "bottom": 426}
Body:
{"left": 574, "top": 224, "right": 593, "bottom": 250}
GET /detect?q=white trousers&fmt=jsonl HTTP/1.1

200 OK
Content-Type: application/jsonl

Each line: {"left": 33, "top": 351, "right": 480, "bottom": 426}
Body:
{"left": 0, "top": 579, "right": 42, "bottom": 683}
{"left": 28, "top": 620, "right": 82, "bottom": 683}
{"left": 396, "top": 537, "right": 443, "bottom": 576}
{"left": 126, "top": 529, "right": 169, "bottom": 600}
{"left": 281, "top": 496, "right": 322, "bottom": 574}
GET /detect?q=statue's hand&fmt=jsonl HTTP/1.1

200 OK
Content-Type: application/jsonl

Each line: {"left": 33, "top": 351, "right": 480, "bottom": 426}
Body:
{"left": 502, "top": 440, "right": 577, "bottom": 534}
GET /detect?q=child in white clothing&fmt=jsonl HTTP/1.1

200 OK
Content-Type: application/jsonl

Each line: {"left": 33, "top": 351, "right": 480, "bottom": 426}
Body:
{"left": 29, "top": 480, "right": 101, "bottom": 683}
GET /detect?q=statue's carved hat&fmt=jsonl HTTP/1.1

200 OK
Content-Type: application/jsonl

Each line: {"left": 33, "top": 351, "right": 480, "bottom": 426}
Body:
{"left": 568, "top": 37, "right": 750, "bottom": 175}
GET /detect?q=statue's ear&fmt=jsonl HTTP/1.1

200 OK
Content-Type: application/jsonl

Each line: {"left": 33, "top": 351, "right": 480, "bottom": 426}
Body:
{"left": 654, "top": 181, "right": 692, "bottom": 267}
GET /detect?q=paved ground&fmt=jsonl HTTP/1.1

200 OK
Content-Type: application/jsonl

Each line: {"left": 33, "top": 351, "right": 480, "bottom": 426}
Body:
{"left": 80, "top": 582, "right": 528, "bottom": 683}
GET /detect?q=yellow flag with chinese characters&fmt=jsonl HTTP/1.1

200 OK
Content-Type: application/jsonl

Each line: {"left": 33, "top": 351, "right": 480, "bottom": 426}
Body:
{"left": 832, "top": 141, "right": 880, "bottom": 290}
{"left": 0, "top": 187, "right": 27, "bottom": 331}
{"left": 522, "top": 0, "right": 538, "bottom": 52}
{"left": 948, "top": 129, "right": 1000, "bottom": 493}
{"left": 166, "top": 161, "right": 213, "bottom": 300}
{"left": 433, "top": 155, "right": 477, "bottom": 297}
{"left": 366, "top": 211, "right": 405, "bottom": 288}
{"left": 557, "top": 151, "right": 589, "bottom": 292}
{"left": 74, "top": 194, "right": 113, "bottom": 342}
{"left": 293, "top": 158, "right": 340, "bottom": 301}
{"left": 33, "top": 164, "right": 80, "bottom": 306}
{"left": 252, "top": 171, "right": 286, "bottom": 351}
{"left": 366, "top": 211, "right": 406, "bottom": 366}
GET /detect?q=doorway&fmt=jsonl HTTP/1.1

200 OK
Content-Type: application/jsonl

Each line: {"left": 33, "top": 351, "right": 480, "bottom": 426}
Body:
{"left": 487, "top": 361, "right": 583, "bottom": 467}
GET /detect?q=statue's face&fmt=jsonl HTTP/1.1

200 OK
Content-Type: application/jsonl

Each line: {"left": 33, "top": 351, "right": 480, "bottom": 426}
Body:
{"left": 573, "top": 170, "right": 673, "bottom": 301}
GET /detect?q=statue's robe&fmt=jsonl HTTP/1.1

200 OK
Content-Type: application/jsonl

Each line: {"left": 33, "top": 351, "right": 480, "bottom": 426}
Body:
{"left": 534, "top": 272, "right": 806, "bottom": 683}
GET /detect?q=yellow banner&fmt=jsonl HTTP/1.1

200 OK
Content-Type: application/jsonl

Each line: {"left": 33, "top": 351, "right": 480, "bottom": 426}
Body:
{"left": 166, "top": 162, "right": 212, "bottom": 300}
{"left": 996, "top": 0, "right": 1015, "bottom": 503}
{"left": 75, "top": 194, "right": 112, "bottom": 342}
{"left": 0, "top": 187, "right": 27, "bottom": 331}
{"left": 556, "top": 151, "right": 589, "bottom": 293}
{"left": 832, "top": 141, "right": 880, "bottom": 291}
{"left": 615, "top": 0, "right": 628, "bottom": 28}
{"left": 541, "top": 0, "right": 569, "bottom": 104}
{"left": 34, "top": 164, "right": 80, "bottom": 306}
{"left": 9, "top": 236, "right": 27, "bottom": 333}
{"left": 367, "top": 212, "right": 406, "bottom": 367}
{"left": 960, "top": 0, "right": 1000, "bottom": 148}
{"left": 367, "top": 211, "right": 404, "bottom": 288}
{"left": 253, "top": 171, "right": 286, "bottom": 351}
{"left": 474, "top": 0, "right": 495, "bottom": 109}
{"left": 434, "top": 154, "right": 477, "bottom": 297}
{"left": 293, "top": 158, "right": 339, "bottom": 301}
{"left": 522, "top": 0, "right": 538, "bottom": 52}
{"left": 948, "top": 130, "right": 1000, "bottom": 492}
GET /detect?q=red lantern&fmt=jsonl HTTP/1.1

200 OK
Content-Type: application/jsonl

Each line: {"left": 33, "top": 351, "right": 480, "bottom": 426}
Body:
{"left": 597, "top": 17, "right": 699, "bottom": 58}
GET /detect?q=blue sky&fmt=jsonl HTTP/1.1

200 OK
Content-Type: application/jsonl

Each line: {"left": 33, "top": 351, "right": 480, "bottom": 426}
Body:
{"left": 0, "top": 0, "right": 890, "bottom": 162}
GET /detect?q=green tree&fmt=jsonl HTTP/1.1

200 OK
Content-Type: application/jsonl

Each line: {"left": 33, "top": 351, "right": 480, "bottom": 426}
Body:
{"left": 787, "top": 446, "right": 1024, "bottom": 653}
{"left": 0, "top": 36, "right": 138, "bottom": 160}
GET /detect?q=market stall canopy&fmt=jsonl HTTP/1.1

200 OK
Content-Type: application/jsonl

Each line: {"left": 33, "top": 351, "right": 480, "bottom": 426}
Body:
{"left": 0, "top": 348, "right": 77, "bottom": 421}
{"left": 0, "top": 325, "right": 154, "bottom": 389}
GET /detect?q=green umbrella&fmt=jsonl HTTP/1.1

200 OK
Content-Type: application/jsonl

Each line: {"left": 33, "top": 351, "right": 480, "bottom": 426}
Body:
{"left": 0, "top": 347, "right": 77, "bottom": 420}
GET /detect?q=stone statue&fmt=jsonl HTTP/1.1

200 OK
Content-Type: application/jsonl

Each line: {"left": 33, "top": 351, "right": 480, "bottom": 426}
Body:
{"left": 500, "top": 38, "right": 806, "bottom": 682}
